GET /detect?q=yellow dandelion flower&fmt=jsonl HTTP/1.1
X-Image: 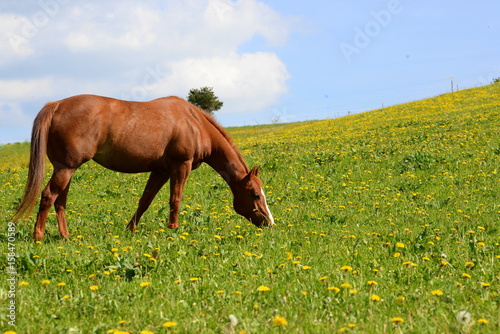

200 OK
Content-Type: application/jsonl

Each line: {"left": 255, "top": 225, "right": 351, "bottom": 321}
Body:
{"left": 189, "top": 277, "right": 199, "bottom": 281}
{"left": 62, "top": 295, "right": 70, "bottom": 299}
{"left": 340, "top": 283, "right": 351, "bottom": 289}
{"left": 257, "top": 285, "right": 270, "bottom": 292}
{"left": 462, "top": 273, "right": 471, "bottom": 278}
{"left": 391, "top": 317, "right": 404, "bottom": 323}
{"left": 393, "top": 252, "right": 401, "bottom": 258}
{"left": 340, "top": 265, "right": 353, "bottom": 272}
{"left": 371, "top": 294, "right": 381, "bottom": 301}
{"left": 328, "top": 286, "right": 341, "bottom": 293}
{"left": 367, "top": 280, "right": 378, "bottom": 286}
{"left": 272, "top": 315, "right": 288, "bottom": 327}
{"left": 318, "top": 276, "right": 328, "bottom": 281}
{"left": 431, "top": 290, "right": 443, "bottom": 296}
{"left": 57, "top": 282, "right": 66, "bottom": 287}
{"left": 349, "top": 289, "right": 358, "bottom": 294}
{"left": 19, "top": 281, "right": 29, "bottom": 286}
{"left": 465, "top": 262, "right": 475, "bottom": 268}
{"left": 480, "top": 282, "right": 490, "bottom": 287}
{"left": 396, "top": 296, "right": 405, "bottom": 304}
{"left": 140, "top": 282, "right": 151, "bottom": 287}
{"left": 302, "top": 266, "right": 311, "bottom": 270}
{"left": 162, "top": 321, "right": 177, "bottom": 328}
{"left": 89, "top": 285, "right": 99, "bottom": 291}
{"left": 41, "top": 280, "right": 50, "bottom": 285}
{"left": 477, "top": 318, "right": 489, "bottom": 324}
{"left": 140, "top": 331, "right": 155, "bottom": 334}
{"left": 396, "top": 242, "right": 405, "bottom": 248}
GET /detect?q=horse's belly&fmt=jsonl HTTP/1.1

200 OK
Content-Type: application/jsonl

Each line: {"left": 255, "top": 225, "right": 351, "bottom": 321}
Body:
{"left": 93, "top": 144, "right": 166, "bottom": 173}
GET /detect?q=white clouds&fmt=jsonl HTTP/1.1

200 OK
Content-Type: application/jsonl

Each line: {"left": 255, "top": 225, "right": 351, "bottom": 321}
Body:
{"left": 64, "top": 4, "right": 160, "bottom": 52}
{"left": 152, "top": 52, "right": 290, "bottom": 112}
{"left": 0, "top": 102, "right": 32, "bottom": 128}
{"left": 0, "top": 0, "right": 296, "bottom": 143}
{"left": 203, "top": 0, "right": 291, "bottom": 46}
{"left": 0, "top": 77, "right": 55, "bottom": 101}
{"left": 0, "top": 14, "right": 35, "bottom": 64}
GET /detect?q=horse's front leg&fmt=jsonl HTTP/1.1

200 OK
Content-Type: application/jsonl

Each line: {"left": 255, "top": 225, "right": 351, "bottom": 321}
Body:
{"left": 168, "top": 161, "right": 192, "bottom": 229}
{"left": 127, "top": 171, "right": 169, "bottom": 231}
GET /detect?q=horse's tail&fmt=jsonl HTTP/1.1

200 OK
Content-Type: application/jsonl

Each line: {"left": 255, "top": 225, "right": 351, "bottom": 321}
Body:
{"left": 11, "top": 101, "right": 59, "bottom": 221}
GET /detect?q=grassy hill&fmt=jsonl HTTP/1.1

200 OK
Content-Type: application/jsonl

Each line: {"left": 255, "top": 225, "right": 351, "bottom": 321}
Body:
{"left": 1, "top": 83, "right": 499, "bottom": 333}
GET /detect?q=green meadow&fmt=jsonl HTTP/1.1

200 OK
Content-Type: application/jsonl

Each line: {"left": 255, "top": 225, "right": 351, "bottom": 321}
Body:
{"left": 1, "top": 83, "right": 499, "bottom": 333}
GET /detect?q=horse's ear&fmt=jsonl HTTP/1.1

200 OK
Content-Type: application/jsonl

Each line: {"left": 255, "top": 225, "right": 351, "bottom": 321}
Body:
{"left": 250, "top": 166, "right": 261, "bottom": 176}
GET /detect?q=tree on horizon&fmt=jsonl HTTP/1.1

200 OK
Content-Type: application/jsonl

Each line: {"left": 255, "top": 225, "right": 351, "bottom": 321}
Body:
{"left": 187, "top": 86, "right": 223, "bottom": 115}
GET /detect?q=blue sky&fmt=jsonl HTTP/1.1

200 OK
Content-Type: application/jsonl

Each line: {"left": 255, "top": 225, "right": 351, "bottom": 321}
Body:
{"left": 1, "top": 0, "right": 499, "bottom": 144}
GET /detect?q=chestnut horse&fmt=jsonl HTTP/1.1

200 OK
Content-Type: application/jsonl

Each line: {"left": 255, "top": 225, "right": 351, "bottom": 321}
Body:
{"left": 13, "top": 94, "right": 274, "bottom": 240}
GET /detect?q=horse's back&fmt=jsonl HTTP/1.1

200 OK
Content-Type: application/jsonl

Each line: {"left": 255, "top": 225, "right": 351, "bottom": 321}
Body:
{"left": 47, "top": 95, "right": 211, "bottom": 172}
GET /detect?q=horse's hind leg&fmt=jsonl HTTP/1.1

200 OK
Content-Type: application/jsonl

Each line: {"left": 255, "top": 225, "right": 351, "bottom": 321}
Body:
{"left": 34, "top": 168, "right": 75, "bottom": 241}
{"left": 127, "top": 171, "right": 169, "bottom": 231}
{"left": 54, "top": 178, "right": 72, "bottom": 239}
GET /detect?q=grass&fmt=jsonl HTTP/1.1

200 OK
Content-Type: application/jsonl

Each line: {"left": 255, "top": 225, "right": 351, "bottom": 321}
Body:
{"left": 1, "top": 83, "right": 500, "bottom": 333}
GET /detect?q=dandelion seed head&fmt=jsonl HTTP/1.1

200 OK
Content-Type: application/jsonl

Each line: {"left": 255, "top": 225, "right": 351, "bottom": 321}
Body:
{"left": 456, "top": 310, "right": 471, "bottom": 325}
{"left": 229, "top": 314, "right": 238, "bottom": 327}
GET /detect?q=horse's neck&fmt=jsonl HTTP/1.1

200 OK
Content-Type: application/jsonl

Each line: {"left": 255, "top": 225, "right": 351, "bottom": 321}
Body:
{"left": 205, "top": 135, "right": 248, "bottom": 186}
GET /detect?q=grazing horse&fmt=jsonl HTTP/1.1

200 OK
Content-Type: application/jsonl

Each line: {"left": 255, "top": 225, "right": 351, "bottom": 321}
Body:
{"left": 12, "top": 94, "right": 274, "bottom": 240}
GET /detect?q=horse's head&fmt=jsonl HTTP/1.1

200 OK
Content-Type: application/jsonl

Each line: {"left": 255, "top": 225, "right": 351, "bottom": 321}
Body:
{"left": 232, "top": 166, "right": 274, "bottom": 228}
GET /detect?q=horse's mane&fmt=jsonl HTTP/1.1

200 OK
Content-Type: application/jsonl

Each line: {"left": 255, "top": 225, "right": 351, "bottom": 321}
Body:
{"left": 198, "top": 107, "right": 250, "bottom": 174}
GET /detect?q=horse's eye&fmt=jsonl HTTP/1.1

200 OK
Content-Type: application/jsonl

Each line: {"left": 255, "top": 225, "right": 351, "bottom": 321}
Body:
{"left": 251, "top": 193, "right": 260, "bottom": 200}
